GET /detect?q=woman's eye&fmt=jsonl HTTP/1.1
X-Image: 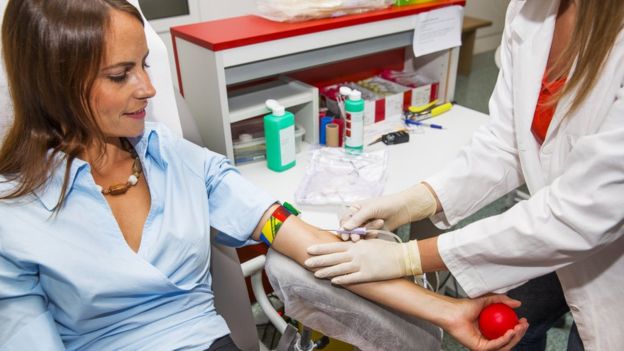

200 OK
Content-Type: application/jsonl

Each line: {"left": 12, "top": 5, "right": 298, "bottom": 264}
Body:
{"left": 108, "top": 73, "right": 128, "bottom": 83}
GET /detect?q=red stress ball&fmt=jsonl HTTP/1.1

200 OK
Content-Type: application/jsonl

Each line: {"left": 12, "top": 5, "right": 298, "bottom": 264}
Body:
{"left": 479, "top": 303, "right": 520, "bottom": 340}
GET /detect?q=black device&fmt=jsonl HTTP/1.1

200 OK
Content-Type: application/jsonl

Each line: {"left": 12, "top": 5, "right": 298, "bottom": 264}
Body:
{"left": 382, "top": 130, "right": 410, "bottom": 145}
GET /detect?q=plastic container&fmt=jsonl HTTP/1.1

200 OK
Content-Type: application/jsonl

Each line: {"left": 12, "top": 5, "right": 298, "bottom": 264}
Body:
{"left": 344, "top": 89, "right": 365, "bottom": 155}
{"left": 233, "top": 125, "right": 305, "bottom": 165}
{"left": 264, "top": 99, "right": 296, "bottom": 172}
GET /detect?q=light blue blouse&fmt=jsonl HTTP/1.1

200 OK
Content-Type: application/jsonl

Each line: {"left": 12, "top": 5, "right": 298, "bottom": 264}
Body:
{"left": 0, "top": 123, "right": 276, "bottom": 350}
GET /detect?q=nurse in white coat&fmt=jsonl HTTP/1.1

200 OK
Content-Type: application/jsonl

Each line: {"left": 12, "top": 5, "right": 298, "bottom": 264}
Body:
{"left": 305, "top": 0, "right": 624, "bottom": 350}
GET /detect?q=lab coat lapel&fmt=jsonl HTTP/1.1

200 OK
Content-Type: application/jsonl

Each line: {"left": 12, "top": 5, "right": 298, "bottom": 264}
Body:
{"left": 544, "top": 78, "right": 574, "bottom": 144}
{"left": 510, "top": 0, "right": 559, "bottom": 193}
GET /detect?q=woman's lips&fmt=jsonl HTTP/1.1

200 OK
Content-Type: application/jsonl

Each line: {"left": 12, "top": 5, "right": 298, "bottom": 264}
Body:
{"left": 124, "top": 108, "right": 146, "bottom": 120}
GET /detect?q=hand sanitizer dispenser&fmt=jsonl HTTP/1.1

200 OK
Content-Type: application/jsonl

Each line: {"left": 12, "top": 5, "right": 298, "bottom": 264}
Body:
{"left": 264, "top": 99, "right": 296, "bottom": 172}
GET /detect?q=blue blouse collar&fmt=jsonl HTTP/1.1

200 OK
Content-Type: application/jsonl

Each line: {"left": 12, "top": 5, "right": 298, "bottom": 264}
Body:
{"left": 35, "top": 124, "right": 167, "bottom": 211}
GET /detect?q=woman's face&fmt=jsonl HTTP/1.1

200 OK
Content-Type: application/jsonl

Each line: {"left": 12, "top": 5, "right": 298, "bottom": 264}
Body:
{"left": 90, "top": 9, "right": 155, "bottom": 139}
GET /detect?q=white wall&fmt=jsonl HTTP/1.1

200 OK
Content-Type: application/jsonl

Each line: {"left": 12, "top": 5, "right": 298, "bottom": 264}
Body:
{"left": 154, "top": 0, "right": 255, "bottom": 88}
{"left": 463, "top": 0, "right": 510, "bottom": 54}
{"left": 199, "top": 0, "right": 255, "bottom": 20}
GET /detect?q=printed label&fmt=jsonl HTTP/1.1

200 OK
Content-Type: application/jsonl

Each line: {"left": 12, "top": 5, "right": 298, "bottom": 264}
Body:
{"left": 385, "top": 93, "right": 403, "bottom": 121}
{"left": 279, "top": 125, "right": 295, "bottom": 166}
{"left": 345, "top": 110, "right": 364, "bottom": 148}
{"left": 411, "top": 85, "right": 433, "bottom": 106}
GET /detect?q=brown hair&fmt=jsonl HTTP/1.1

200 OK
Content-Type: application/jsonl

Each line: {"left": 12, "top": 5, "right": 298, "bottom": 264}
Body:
{"left": 549, "top": 0, "right": 624, "bottom": 113}
{"left": 0, "top": 0, "right": 143, "bottom": 210}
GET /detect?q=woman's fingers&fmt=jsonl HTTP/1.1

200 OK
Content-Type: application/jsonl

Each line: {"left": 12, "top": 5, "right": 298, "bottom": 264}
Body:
{"left": 485, "top": 294, "right": 522, "bottom": 309}
{"left": 496, "top": 318, "right": 529, "bottom": 351}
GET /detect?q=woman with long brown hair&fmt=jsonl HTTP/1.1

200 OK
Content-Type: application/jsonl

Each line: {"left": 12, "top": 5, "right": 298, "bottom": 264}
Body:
{"left": 0, "top": 1, "right": 530, "bottom": 350}
{"left": 306, "top": 0, "right": 624, "bottom": 349}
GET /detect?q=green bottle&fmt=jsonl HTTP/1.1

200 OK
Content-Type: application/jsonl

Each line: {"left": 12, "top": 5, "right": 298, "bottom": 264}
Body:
{"left": 264, "top": 99, "right": 296, "bottom": 172}
{"left": 344, "top": 90, "right": 365, "bottom": 155}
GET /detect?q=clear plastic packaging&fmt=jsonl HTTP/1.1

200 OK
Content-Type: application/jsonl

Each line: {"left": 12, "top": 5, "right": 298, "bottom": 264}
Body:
{"left": 379, "top": 69, "right": 435, "bottom": 88}
{"left": 355, "top": 76, "right": 410, "bottom": 96}
{"left": 295, "top": 147, "right": 388, "bottom": 205}
{"left": 256, "top": 0, "right": 395, "bottom": 23}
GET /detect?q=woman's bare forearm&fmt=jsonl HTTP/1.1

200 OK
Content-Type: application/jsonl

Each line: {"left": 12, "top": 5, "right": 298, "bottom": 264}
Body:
{"left": 253, "top": 213, "right": 456, "bottom": 328}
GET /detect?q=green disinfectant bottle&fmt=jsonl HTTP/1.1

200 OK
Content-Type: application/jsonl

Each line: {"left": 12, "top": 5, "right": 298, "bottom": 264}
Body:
{"left": 344, "top": 89, "right": 365, "bottom": 155}
{"left": 264, "top": 99, "right": 296, "bottom": 172}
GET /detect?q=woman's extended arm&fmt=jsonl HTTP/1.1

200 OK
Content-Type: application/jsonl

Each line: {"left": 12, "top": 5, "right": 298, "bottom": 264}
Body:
{"left": 251, "top": 204, "right": 527, "bottom": 351}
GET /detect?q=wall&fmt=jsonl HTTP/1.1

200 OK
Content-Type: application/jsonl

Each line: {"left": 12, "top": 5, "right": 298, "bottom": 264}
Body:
{"left": 199, "top": 0, "right": 255, "bottom": 20}
{"left": 155, "top": 0, "right": 255, "bottom": 89}
{"left": 463, "top": 0, "right": 510, "bottom": 54}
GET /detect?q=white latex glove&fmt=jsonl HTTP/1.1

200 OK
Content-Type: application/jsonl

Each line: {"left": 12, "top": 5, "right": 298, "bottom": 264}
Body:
{"left": 340, "top": 183, "right": 437, "bottom": 237}
{"left": 305, "top": 239, "right": 422, "bottom": 285}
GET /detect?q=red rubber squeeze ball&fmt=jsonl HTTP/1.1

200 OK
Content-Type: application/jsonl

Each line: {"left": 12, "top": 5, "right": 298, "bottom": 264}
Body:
{"left": 478, "top": 303, "right": 519, "bottom": 340}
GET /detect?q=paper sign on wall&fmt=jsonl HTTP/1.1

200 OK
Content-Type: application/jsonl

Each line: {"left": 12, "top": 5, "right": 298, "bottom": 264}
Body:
{"left": 412, "top": 5, "right": 463, "bottom": 57}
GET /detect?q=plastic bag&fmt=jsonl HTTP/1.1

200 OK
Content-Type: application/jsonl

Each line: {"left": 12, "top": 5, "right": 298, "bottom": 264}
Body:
{"left": 256, "top": 0, "right": 395, "bottom": 23}
{"left": 295, "top": 147, "right": 388, "bottom": 205}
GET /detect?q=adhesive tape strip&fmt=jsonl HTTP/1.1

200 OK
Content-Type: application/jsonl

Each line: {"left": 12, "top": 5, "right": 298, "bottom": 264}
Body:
{"left": 326, "top": 123, "right": 339, "bottom": 147}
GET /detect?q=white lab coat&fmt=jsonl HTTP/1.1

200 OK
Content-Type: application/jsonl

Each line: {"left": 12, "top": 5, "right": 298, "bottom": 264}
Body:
{"left": 426, "top": 1, "right": 624, "bottom": 349}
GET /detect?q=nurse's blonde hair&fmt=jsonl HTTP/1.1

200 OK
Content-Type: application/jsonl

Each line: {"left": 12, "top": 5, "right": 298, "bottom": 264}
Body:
{"left": 550, "top": 0, "right": 624, "bottom": 113}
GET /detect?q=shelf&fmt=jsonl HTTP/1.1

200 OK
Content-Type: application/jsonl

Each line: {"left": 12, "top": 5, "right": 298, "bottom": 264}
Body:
{"left": 225, "top": 32, "right": 411, "bottom": 85}
{"left": 173, "top": 2, "right": 461, "bottom": 161}
{"left": 228, "top": 79, "right": 317, "bottom": 123}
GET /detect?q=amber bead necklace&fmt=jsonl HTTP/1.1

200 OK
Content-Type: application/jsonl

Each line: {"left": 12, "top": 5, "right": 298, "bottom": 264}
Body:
{"left": 95, "top": 138, "right": 143, "bottom": 196}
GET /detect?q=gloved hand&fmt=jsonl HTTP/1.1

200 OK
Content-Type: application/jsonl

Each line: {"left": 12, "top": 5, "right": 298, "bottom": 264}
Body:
{"left": 340, "top": 183, "right": 438, "bottom": 236}
{"left": 305, "top": 238, "right": 422, "bottom": 284}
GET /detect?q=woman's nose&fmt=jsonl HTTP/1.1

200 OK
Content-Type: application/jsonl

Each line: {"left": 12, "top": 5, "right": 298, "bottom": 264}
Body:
{"left": 136, "top": 70, "right": 156, "bottom": 99}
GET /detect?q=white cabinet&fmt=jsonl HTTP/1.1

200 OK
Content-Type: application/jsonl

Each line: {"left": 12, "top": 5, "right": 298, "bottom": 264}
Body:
{"left": 172, "top": 1, "right": 463, "bottom": 162}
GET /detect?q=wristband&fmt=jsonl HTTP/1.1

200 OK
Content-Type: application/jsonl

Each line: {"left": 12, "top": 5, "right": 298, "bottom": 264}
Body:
{"left": 259, "top": 204, "right": 296, "bottom": 246}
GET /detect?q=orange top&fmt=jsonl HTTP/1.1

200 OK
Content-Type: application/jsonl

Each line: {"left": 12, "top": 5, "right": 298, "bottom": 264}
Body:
{"left": 531, "top": 75, "right": 566, "bottom": 144}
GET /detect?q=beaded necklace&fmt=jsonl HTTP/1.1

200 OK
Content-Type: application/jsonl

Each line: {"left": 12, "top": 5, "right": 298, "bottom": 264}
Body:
{"left": 95, "top": 138, "right": 143, "bottom": 196}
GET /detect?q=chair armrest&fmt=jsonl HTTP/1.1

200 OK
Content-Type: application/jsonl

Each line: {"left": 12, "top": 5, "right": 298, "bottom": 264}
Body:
{"left": 241, "top": 255, "right": 289, "bottom": 334}
{"left": 264, "top": 249, "right": 442, "bottom": 351}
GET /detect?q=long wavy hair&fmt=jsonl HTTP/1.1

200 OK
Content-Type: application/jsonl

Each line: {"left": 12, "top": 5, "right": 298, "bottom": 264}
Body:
{"left": 0, "top": 0, "right": 143, "bottom": 210}
{"left": 548, "top": 0, "right": 624, "bottom": 113}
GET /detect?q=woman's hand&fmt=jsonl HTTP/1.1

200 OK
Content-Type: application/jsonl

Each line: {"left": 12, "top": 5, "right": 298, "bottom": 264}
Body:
{"left": 442, "top": 294, "right": 529, "bottom": 351}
